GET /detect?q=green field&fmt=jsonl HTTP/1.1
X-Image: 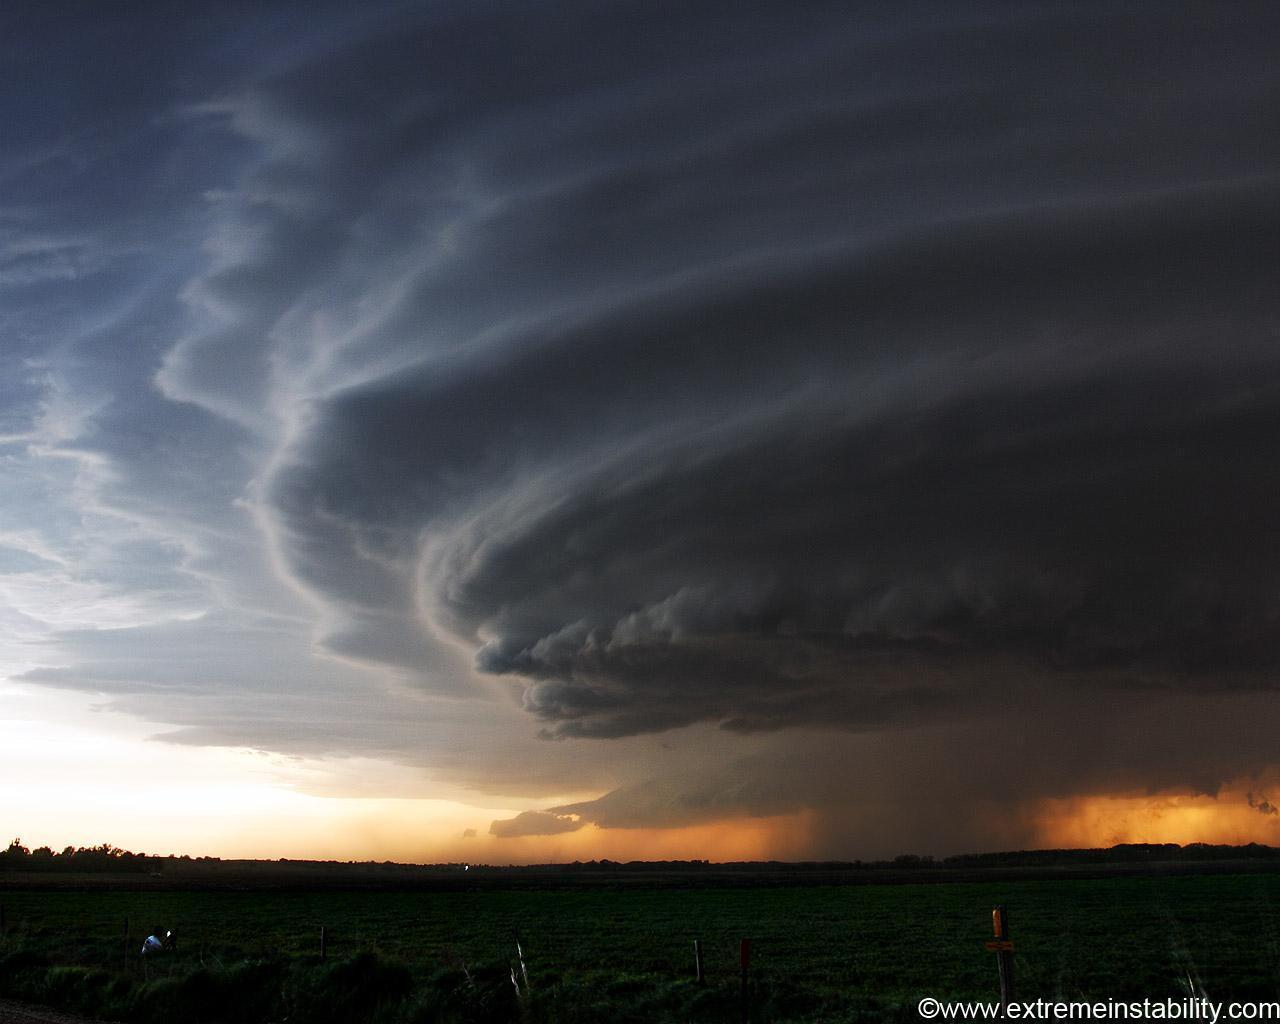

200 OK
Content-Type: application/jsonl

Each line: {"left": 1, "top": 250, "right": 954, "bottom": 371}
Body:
{"left": 4, "top": 871, "right": 1280, "bottom": 1022}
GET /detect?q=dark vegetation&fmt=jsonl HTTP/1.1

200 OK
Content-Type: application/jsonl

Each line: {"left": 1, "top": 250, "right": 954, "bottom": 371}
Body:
{"left": 4, "top": 845, "right": 1280, "bottom": 1022}
{"left": 7, "top": 838, "right": 1280, "bottom": 890}
{"left": 0, "top": 840, "right": 159, "bottom": 875}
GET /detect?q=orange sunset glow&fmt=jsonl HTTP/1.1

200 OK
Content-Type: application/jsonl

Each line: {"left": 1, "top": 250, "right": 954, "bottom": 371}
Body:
{"left": 1033, "top": 785, "right": 1280, "bottom": 852}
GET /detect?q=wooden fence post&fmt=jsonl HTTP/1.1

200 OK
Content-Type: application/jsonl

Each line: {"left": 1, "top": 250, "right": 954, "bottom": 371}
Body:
{"left": 319, "top": 924, "right": 327, "bottom": 961}
{"left": 740, "top": 938, "right": 751, "bottom": 1024}
{"left": 123, "top": 917, "right": 130, "bottom": 971}
{"left": 989, "top": 905, "right": 1015, "bottom": 1012}
{"left": 693, "top": 938, "right": 704, "bottom": 984}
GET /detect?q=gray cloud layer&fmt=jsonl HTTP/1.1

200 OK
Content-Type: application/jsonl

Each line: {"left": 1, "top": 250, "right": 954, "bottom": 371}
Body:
{"left": 6, "top": 1, "right": 1280, "bottom": 853}
{"left": 232, "top": 5, "right": 1280, "bottom": 740}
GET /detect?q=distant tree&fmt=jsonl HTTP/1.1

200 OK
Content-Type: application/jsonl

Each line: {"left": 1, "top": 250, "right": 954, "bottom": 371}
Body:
{"left": 1, "top": 838, "right": 30, "bottom": 866}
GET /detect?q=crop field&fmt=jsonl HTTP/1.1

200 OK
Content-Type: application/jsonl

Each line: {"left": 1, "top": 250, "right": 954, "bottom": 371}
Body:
{"left": 3, "top": 871, "right": 1280, "bottom": 1022}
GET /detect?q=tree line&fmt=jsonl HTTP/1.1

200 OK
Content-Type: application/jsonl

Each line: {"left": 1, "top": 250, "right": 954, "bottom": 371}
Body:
{"left": 0, "top": 838, "right": 170, "bottom": 873}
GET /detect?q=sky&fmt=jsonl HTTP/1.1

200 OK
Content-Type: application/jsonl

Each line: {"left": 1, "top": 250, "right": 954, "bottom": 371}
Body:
{"left": 3, "top": 1, "right": 1280, "bottom": 863}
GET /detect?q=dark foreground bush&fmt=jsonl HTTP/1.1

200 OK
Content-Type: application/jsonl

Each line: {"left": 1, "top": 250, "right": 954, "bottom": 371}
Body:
{"left": 127, "top": 959, "right": 287, "bottom": 1023}
{"left": 285, "top": 951, "right": 414, "bottom": 1024}
{"left": 0, "top": 950, "right": 54, "bottom": 1002}
{"left": 36, "top": 966, "right": 129, "bottom": 1018}
{"left": 0, "top": 950, "right": 479, "bottom": 1024}
{"left": 404, "top": 964, "right": 520, "bottom": 1024}
{"left": 0, "top": 946, "right": 910, "bottom": 1023}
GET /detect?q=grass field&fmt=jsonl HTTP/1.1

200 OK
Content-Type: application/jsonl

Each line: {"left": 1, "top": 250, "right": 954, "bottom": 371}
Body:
{"left": 3, "top": 870, "right": 1280, "bottom": 1022}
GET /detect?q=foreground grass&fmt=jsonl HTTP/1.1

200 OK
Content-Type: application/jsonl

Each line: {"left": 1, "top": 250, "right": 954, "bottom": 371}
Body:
{"left": 3, "top": 871, "right": 1280, "bottom": 1021}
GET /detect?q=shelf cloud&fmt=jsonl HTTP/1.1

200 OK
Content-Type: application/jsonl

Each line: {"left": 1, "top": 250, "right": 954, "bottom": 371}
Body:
{"left": 6, "top": 0, "right": 1280, "bottom": 856}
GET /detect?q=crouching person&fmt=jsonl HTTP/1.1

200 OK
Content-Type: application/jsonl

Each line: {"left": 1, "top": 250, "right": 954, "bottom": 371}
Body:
{"left": 141, "top": 925, "right": 171, "bottom": 957}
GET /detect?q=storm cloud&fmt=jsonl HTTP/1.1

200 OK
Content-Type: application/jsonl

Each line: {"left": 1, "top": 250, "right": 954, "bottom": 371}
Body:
{"left": 234, "top": 4, "right": 1280, "bottom": 739}
{"left": 6, "top": 1, "right": 1280, "bottom": 855}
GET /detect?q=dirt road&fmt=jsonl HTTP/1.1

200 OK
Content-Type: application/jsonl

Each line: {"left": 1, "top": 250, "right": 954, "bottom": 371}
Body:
{"left": 0, "top": 1001, "right": 112, "bottom": 1024}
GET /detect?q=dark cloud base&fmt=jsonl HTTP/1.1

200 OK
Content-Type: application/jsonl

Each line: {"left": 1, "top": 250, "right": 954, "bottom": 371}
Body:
{"left": 284, "top": 179, "right": 1280, "bottom": 739}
